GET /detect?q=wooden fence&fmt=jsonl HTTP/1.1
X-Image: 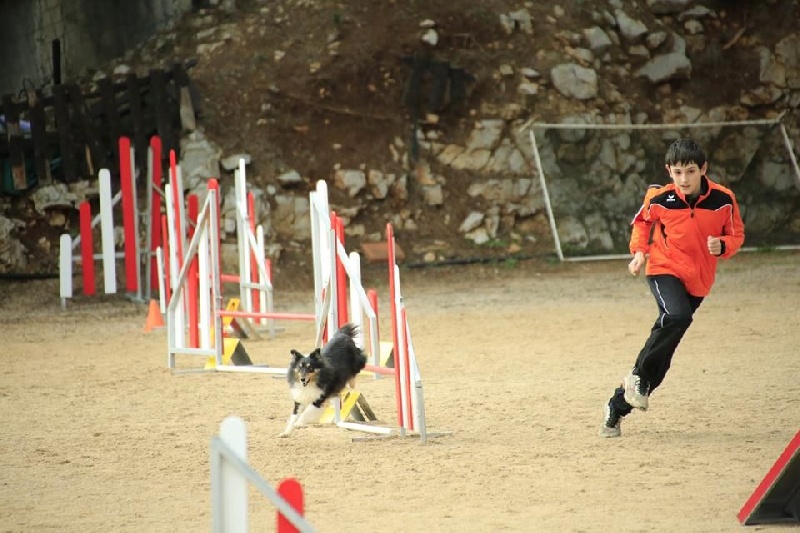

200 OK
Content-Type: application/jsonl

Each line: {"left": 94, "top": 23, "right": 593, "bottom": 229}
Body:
{"left": 0, "top": 61, "right": 193, "bottom": 194}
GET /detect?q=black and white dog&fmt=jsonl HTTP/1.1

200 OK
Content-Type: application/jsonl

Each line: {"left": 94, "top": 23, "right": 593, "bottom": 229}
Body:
{"left": 278, "top": 323, "right": 367, "bottom": 437}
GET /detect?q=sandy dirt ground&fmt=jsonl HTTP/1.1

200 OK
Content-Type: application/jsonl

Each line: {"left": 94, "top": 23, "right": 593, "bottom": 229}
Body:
{"left": 1, "top": 252, "right": 799, "bottom": 533}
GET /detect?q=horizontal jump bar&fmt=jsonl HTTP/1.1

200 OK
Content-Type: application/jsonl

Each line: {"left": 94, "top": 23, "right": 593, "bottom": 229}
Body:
{"left": 364, "top": 364, "right": 395, "bottom": 376}
{"left": 218, "top": 310, "right": 315, "bottom": 321}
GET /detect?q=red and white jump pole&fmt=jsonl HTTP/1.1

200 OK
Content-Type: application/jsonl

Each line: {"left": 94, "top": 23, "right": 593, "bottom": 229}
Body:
{"left": 59, "top": 135, "right": 170, "bottom": 307}
{"left": 308, "top": 179, "right": 427, "bottom": 439}
{"left": 192, "top": 157, "right": 311, "bottom": 339}
{"left": 166, "top": 181, "right": 317, "bottom": 374}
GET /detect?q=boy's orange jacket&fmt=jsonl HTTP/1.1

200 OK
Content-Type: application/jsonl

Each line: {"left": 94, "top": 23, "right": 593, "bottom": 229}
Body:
{"left": 630, "top": 176, "right": 745, "bottom": 297}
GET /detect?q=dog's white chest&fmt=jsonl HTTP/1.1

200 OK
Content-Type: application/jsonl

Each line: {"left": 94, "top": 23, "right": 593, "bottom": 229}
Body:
{"left": 290, "top": 383, "right": 323, "bottom": 405}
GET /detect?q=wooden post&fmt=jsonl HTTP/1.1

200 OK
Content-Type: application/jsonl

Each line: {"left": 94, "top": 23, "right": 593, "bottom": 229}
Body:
{"left": 150, "top": 68, "right": 175, "bottom": 159}
{"left": 126, "top": 73, "right": 146, "bottom": 176}
{"left": 28, "top": 90, "right": 51, "bottom": 184}
{"left": 53, "top": 84, "right": 78, "bottom": 183}
{"left": 98, "top": 77, "right": 121, "bottom": 165}
{"left": 69, "top": 83, "right": 108, "bottom": 176}
{"left": 2, "top": 95, "right": 27, "bottom": 191}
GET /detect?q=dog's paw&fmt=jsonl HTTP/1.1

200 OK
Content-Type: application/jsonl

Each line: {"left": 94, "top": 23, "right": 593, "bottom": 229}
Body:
{"left": 277, "top": 431, "right": 291, "bottom": 438}
{"left": 295, "top": 405, "right": 324, "bottom": 427}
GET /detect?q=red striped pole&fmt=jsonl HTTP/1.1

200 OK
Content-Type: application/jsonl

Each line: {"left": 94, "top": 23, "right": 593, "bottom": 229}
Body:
{"left": 247, "top": 191, "right": 259, "bottom": 316}
{"left": 149, "top": 136, "right": 162, "bottom": 290}
{"left": 386, "top": 223, "right": 404, "bottom": 429}
{"left": 334, "top": 213, "right": 347, "bottom": 327}
{"left": 187, "top": 194, "right": 199, "bottom": 348}
{"left": 79, "top": 201, "right": 95, "bottom": 296}
{"left": 368, "top": 288, "right": 379, "bottom": 323}
{"left": 169, "top": 150, "right": 183, "bottom": 271}
{"left": 119, "top": 136, "right": 137, "bottom": 293}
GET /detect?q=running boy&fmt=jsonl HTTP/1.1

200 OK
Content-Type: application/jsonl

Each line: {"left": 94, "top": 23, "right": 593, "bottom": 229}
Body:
{"left": 600, "top": 138, "right": 745, "bottom": 438}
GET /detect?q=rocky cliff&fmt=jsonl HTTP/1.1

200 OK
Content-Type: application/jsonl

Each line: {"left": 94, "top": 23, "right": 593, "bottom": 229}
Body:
{"left": 1, "top": 0, "right": 799, "bottom": 279}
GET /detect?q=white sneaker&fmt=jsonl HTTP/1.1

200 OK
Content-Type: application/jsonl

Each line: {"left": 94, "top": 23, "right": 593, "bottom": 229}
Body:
{"left": 599, "top": 403, "right": 622, "bottom": 438}
{"left": 623, "top": 372, "right": 650, "bottom": 411}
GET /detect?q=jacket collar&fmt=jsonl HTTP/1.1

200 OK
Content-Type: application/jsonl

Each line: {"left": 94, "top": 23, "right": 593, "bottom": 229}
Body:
{"left": 673, "top": 175, "right": 710, "bottom": 204}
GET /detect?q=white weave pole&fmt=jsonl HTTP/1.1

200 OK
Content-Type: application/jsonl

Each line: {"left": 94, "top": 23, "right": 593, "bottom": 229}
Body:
{"left": 199, "top": 219, "right": 211, "bottom": 351}
{"left": 98, "top": 169, "right": 117, "bottom": 294}
{"left": 393, "top": 264, "right": 410, "bottom": 434}
{"left": 156, "top": 247, "right": 166, "bottom": 314}
{"left": 310, "top": 181, "right": 333, "bottom": 336}
{"left": 405, "top": 319, "right": 426, "bottom": 443}
{"left": 59, "top": 234, "right": 72, "bottom": 307}
{"left": 165, "top": 186, "right": 185, "bottom": 350}
{"left": 347, "top": 252, "right": 363, "bottom": 347}
{"left": 235, "top": 159, "right": 251, "bottom": 318}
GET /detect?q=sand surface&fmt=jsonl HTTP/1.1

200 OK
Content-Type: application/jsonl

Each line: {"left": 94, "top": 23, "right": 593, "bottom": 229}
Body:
{"left": 1, "top": 252, "right": 798, "bottom": 532}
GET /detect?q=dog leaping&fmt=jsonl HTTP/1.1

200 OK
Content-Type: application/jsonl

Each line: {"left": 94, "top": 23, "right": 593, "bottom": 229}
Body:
{"left": 279, "top": 323, "right": 367, "bottom": 437}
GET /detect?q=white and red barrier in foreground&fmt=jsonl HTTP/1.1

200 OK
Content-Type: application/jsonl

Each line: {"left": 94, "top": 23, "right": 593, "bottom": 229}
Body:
{"left": 211, "top": 416, "right": 315, "bottom": 532}
{"left": 59, "top": 136, "right": 166, "bottom": 307}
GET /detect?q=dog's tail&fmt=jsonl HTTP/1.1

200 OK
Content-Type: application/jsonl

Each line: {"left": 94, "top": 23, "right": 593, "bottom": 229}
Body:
{"left": 337, "top": 323, "right": 367, "bottom": 372}
{"left": 338, "top": 322, "right": 358, "bottom": 340}
{"left": 326, "top": 323, "right": 367, "bottom": 374}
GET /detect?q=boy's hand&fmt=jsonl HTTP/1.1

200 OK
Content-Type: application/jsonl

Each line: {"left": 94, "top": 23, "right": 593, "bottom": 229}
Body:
{"left": 707, "top": 236, "right": 723, "bottom": 256}
{"left": 628, "top": 251, "right": 646, "bottom": 276}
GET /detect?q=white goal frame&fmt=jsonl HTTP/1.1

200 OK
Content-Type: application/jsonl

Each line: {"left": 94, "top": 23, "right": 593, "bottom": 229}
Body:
{"left": 523, "top": 115, "right": 800, "bottom": 262}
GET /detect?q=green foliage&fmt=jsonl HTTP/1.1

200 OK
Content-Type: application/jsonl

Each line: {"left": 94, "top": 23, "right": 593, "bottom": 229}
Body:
{"left": 503, "top": 257, "right": 518, "bottom": 269}
{"left": 481, "top": 238, "right": 507, "bottom": 249}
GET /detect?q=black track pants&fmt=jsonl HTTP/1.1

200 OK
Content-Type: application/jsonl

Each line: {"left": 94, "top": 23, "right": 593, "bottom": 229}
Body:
{"left": 610, "top": 274, "right": 704, "bottom": 416}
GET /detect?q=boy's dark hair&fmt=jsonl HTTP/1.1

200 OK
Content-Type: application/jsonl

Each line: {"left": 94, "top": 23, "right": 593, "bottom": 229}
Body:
{"left": 664, "top": 139, "right": 707, "bottom": 168}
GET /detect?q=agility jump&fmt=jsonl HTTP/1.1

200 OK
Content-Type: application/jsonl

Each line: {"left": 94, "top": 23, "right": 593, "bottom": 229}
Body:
{"left": 165, "top": 181, "right": 295, "bottom": 375}
{"left": 164, "top": 170, "right": 428, "bottom": 439}
{"left": 307, "top": 180, "right": 427, "bottom": 439}
{"left": 170, "top": 156, "right": 316, "bottom": 345}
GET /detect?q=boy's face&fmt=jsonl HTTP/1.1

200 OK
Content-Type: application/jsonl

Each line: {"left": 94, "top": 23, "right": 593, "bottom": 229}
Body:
{"left": 666, "top": 161, "right": 706, "bottom": 196}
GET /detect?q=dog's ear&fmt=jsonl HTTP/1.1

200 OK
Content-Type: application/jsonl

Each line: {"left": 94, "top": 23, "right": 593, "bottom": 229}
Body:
{"left": 290, "top": 349, "right": 304, "bottom": 362}
{"left": 309, "top": 348, "right": 322, "bottom": 362}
